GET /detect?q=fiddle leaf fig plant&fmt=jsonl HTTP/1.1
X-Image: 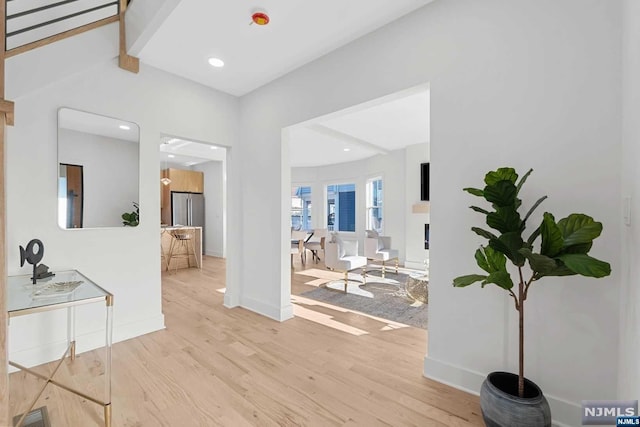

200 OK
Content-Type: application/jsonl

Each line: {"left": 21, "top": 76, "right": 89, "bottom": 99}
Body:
{"left": 453, "top": 167, "right": 610, "bottom": 398}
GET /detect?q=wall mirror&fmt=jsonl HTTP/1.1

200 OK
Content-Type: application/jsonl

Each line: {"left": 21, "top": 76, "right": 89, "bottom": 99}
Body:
{"left": 58, "top": 108, "right": 140, "bottom": 229}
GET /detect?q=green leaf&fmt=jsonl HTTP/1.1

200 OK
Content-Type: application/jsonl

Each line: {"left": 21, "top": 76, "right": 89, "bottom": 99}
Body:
{"left": 485, "top": 246, "right": 507, "bottom": 272}
{"left": 486, "top": 206, "right": 522, "bottom": 234}
{"left": 519, "top": 248, "right": 558, "bottom": 275}
{"left": 470, "top": 206, "right": 490, "bottom": 215}
{"left": 557, "top": 253, "right": 612, "bottom": 278}
{"left": 527, "top": 226, "right": 541, "bottom": 246}
{"left": 453, "top": 274, "right": 488, "bottom": 287}
{"left": 557, "top": 214, "right": 603, "bottom": 248}
{"left": 485, "top": 168, "right": 518, "bottom": 186}
{"left": 476, "top": 246, "right": 508, "bottom": 273}
{"left": 523, "top": 196, "right": 548, "bottom": 224}
{"left": 483, "top": 270, "right": 514, "bottom": 290}
{"left": 475, "top": 249, "right": 490, "bottom": 273}
{"left": 464, "top": 188, "right": 485, "bottom": 197}
{"left": 534, "top": 264, "right": 577, "bottom": 279}
{"left": 484, "top": 181, "right": 518, "bottom": 207}
{"left": 562, "top": 242, "right": 593, "bottom": 254}
{"left": 540, "top": 213, "right": 563, "bottom": 257}
{"left": 515, "top": 168, "right": 533, "bottom": 195}
{"left": 488, "top": 238, "right": 510, "bottom": 259}
{"left": 472, "top": 227, "right": 498, "bottom": 241}
{"left": 500, "top": 232, "right": 526, "bottom": 266}
{"left": 489, "top": 232, "right": 526, "bottom": 266}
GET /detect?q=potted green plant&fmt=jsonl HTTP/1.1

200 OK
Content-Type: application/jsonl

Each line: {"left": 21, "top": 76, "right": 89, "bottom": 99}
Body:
{"left": 121, "top": 202, "right": 139, "bottom": 227}
{"left": 453, "top": 167, "right": 611, "bottom": 427}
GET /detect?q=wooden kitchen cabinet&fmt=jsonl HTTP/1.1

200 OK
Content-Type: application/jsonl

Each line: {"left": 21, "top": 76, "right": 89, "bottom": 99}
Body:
{"left": 166, "top": 168, "right": 204, "bottom": 193}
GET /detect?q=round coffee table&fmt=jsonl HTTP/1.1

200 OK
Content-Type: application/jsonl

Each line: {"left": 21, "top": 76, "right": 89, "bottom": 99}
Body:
{"left": 406, "top": 274, "right": 429, "bottom": 304}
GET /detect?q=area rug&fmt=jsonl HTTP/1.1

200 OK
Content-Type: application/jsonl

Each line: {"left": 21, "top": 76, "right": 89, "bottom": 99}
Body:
{"left": 299, "top": 267, "right": 428, "bottom": 329}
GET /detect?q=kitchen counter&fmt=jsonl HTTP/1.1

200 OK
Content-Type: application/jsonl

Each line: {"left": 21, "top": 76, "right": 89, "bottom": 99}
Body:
{"left": 161, "top": 226, "right": 203, "bottom": 271}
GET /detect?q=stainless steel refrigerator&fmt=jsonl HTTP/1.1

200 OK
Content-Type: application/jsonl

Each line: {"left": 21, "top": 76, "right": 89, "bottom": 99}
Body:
{"left": 171, "top": 191, "right": 205, "bottom": 253}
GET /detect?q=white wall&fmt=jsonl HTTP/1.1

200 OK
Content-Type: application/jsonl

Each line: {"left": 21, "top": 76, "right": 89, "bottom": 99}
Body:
{"left": 59, "top": 129, "right": 139, "bottom": 228}
{"left": 239, "top": 1, "right": 622, "bottom": 425}
{"left": 292, "top": 148, "right": 406, "bottom": 261}
{"left": 404, "top": 143, "right": 430, "bottom": 269}
{"left": 6, "top": 60, "right": 240, "bottom": 368}
{"left": 619, "top": 0, "right": 640, "bottom": 401}
{"left": 193, "top": 160, "right": 226, "bottom": 258}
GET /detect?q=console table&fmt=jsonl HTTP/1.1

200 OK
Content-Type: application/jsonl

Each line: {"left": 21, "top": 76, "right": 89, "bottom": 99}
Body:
{"left": 7, "top": 270, "right": 113, "bottom": 427}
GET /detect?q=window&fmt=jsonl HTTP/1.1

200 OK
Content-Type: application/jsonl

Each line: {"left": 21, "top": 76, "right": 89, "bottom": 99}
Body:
{"left": 366, "top": 177, "right": 383, "bottom": 234}
{"left": 291, "top": 186, "right": 312, "bottom": 230}
{"left": 326, "top": 183, "right": 356, "bottom": 232}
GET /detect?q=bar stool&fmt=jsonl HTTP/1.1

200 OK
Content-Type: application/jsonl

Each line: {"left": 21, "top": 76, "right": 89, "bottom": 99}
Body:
{"left": 160, "top": 229, "right": 170, "bottom": 271}
{"left": 167, "top": 228, "right": 200, "bottom": 272}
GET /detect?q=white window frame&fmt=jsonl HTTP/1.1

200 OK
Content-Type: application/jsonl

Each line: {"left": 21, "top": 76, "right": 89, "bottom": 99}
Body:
{"left": 291, "top": 184, "right": 312, "bottom": 231}
{"left": 366, "top": 176, "right": 384, "bottom": 234}
{"left": 325, "top": 182, "right": 357, "bottom": 234}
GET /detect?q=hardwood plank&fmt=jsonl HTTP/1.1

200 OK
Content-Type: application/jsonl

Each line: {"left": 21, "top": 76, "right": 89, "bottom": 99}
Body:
{"left": 8, "top": 256, "right": 483, "bottom": 426}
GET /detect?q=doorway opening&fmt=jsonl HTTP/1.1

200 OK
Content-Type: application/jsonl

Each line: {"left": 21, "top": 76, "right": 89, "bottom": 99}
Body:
{"left": 284, "top": 83, "right": 431, "bottom": 336}
{"left": 159, "top": 135, "right": 228, "bottom": 279}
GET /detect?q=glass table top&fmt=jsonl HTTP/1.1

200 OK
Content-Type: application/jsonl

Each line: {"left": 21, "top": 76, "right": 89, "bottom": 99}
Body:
{"left": 7, "top": 270, "right": 111, "bottom": 316}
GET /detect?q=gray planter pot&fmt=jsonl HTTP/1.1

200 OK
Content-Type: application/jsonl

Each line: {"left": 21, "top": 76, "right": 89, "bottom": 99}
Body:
{"left": 480, "top": 371, "right": 551, "bottom": 427}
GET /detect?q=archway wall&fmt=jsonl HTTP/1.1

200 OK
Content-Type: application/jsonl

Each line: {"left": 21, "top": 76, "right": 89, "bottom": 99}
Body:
{"left": 237, "top": 1, "right": 623, "bottom": 425}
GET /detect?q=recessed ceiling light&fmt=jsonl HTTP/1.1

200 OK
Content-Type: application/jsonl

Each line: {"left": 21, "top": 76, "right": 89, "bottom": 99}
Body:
{"left": 343, "top": 148, "right": 351, "bottom": 152}
{"left": 119, "top": 125, "right": 130, "bottom": 130}
{"left": 208, "top": 57, "right": 225, "bottom": 68}
{"left": 168, "top": 154, "right": 175, "bottom": 158}
{"left": 210, "top": 146, "right": 218, "bottom": 150}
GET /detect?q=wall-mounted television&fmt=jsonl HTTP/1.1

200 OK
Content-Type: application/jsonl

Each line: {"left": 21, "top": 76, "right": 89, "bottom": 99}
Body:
{"left": 421, "top": 162, "right": 430, "bottom": 201}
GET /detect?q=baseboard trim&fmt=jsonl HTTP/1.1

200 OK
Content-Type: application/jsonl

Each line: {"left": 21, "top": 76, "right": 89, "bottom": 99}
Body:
{"left": 204, "top": 251, "right": 224, "bottom": 258}
{"left": 404, "top": 260, "right": 428, "bottom": 270}
{"left": 423, "top": 356, "right": 581, "bottom": 427}
{"left": 9, "top": 314, "right": 165, "bottom": 372}
{"left": 224, "top": 292, "right": 240, "bottom": 308}
{"left": 241, "top": 296, "right": 294, "bottom": 322}
{"left": 423, "top": 355, "right": 484, "bottom": 396}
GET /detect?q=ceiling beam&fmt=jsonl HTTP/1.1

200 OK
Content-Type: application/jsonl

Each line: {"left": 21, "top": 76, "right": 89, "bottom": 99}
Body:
{"left": 307, "top": 124, "right": 390, "bottom": 155}
{"left": 119, "top": 0, "right": 139, "bottom": 73}
{"left": 126, "top": 0, "right": 183, "bottom": 56}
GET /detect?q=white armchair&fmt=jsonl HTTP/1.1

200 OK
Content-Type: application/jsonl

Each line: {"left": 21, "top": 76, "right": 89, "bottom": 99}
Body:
{"left": 364, "top": 230, "right": 399, "bottom": 278}
{"left": 324, "top": 236, "right": 367, "bottom": 292}
{"left": 291, "top": 230, "right": 308, "bottom": 268}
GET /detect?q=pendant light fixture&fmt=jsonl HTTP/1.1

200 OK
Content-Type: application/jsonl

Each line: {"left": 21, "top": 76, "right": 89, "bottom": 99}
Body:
{"left": 161, "top": 143, "right": 172, "bottom": 185}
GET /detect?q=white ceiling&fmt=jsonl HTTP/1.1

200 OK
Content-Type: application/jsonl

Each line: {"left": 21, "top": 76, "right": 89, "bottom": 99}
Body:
{"left": 289, "top": 89, "right": 429, "bottom": 168}
{"left": 160, "top": 137, "right": 226, "bottom": 167}
{"left": 137, "top": 0, "right": 432, "bottom": 96}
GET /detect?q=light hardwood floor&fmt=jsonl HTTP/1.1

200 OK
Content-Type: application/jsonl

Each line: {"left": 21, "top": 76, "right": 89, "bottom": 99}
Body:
{"left": 9, "top": 256, "right": 483, "bottom": 426}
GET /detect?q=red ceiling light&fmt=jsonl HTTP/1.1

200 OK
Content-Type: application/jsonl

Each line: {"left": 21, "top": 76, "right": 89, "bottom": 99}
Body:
{"left": 251, "top": 11, "right": 270, "bottom": 26}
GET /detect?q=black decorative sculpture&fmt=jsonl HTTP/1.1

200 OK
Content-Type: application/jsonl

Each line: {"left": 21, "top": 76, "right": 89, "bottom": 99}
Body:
{"left": 19, "top": 239, "right": 54, "bottom": 284}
